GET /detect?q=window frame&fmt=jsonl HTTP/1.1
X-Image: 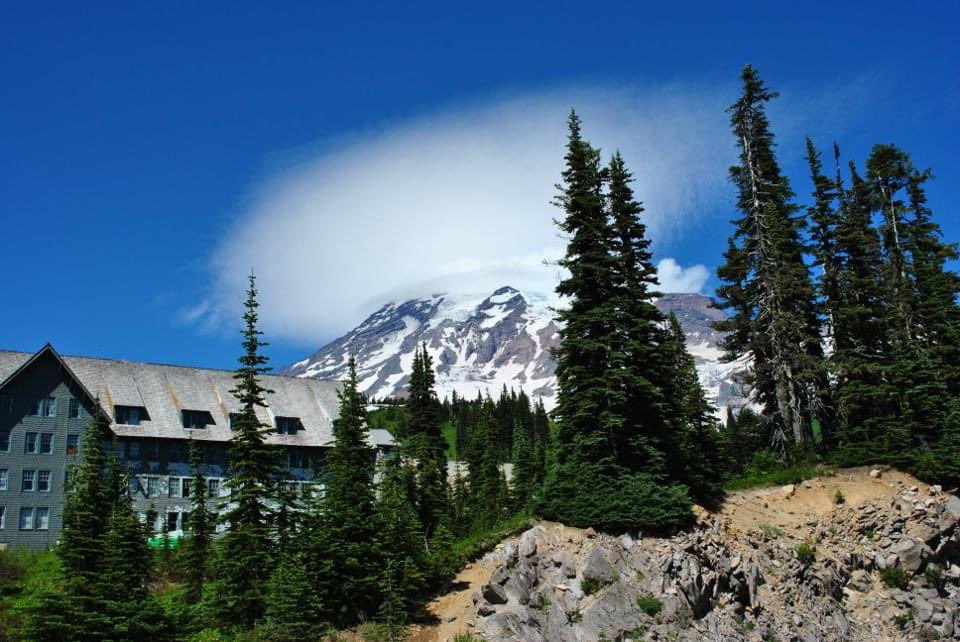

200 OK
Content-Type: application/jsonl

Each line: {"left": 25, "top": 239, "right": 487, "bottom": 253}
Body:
{"left": 22, "top": 469, "right": 36, "bottom": 492}
{"left": 39, "top": 433, "right": 53, "bottom": 454}
{"left": 68, "top": 397, "right": 81, "bottom": 419}
{"left": 182, "top": 409, "right": 215, "bottom": 429}
{"left": 207, "top": 478, "right": 220, "bottom": 498}
{"left": 34, "top": 507, "right": 49, "bottom": 530}
{"left": 24, "top": 432, "right": 39, "bottom": 454}
{"left": 0, "top": 469, "right": 7, "bottom": 491}
{"left": 66, "top": 434, "right": 80, "bottom": 456}
{"left": 114, "top": 405, "right": 144, "bottom": 426}
{"left": 37, "top": 470, "right": 51, "bottom": 493}
{"left": 19, "top": 507, "right": 34, "bottom": 530}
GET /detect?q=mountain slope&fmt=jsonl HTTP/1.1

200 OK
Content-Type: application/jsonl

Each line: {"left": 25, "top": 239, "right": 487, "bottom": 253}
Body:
{"left": 283, "top": 286, "right": 748, "bottom": 412}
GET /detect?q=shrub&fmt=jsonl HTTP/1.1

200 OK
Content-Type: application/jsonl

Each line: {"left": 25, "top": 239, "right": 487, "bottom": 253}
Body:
{"left": 879, "top": 567, "right": 911, "bottom": 590}
{"left": 582, "top": 577, "right": 611, "bottom": 596}
{"left": 452, "top": 635, "right": 481, "bottom": 642}
{"left": 795, "top": 540, "right": 816, "bottom": 565}
{"left": 925, "top": 565, "right": 946, "bottom": 593}
{"left": 759, "top": 523, "right": 784, "bottom": 539}
{"left": 636, "top": 594, "right": 662, "bottom": 617}
{"left": 833, "top": 490, "right": 846, "bottom": 505}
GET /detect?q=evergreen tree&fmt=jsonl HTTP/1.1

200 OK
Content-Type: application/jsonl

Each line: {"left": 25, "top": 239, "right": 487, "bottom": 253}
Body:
{"left": 467, "top": 399, "right": 508, "bottom": 529}
{"left": 714, "top": 65, "right": 825, "bottom": 454}
{"left": 263, "top": 547, "right": 320, "bottom": 642}
{"left": 663, "top": 313, "right": 723, "bottom": 503}
{"left": 374, "top": 451, "right": 427, "bottom": 630}
{"left": 211, "top": 272, "right": 280, "bottom": 628}
{"left": 312, "top": 357, "right": 379, "bottom": 625}
{"left": 510, "top": 418, "right": 535, "bottom": 510}
{"left": 182, "top": 438, "right": 214, "bottom": 602}
{"left": 405, "top": 344, "right": 448, "bottom": 538}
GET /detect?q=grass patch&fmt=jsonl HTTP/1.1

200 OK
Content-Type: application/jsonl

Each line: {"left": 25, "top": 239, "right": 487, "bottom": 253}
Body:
{"left": 795, "top": 540, "right": 816, "bottom": 565}
{"left": 724, "top": 462, "right": 819, "bottom": 491}
{"left": 759, "top": 523, "right": 784, "bottom": 539}
{"left": 636, "top": 594, "right": 663, "bottom": 617}
{"left": 0, "top": 548, "right": 64, "bottom": 640}
{"left": 452, "top": 635, "right": 481, "bottom": 642}
{"left": 879, "top": 567, "right": 911, "bottom": 590}
{"left": 441, "top": 422, "right": 458, "bottom": 460}
{"left": 582, "top": 577, "right": 610, "bottom": 596}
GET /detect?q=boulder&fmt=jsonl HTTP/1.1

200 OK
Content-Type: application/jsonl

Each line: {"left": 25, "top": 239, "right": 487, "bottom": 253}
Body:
{"left": 894, "top": 537, "right": 928, "bottom": 573}
{"left": 519, "top": 530, "right": 539, "bottom": 558}
{"left": 482, "top": 582, "right": 509, "bottom": 605}
{"left": 582, "top": 547, "right": 617, "bottom": 584}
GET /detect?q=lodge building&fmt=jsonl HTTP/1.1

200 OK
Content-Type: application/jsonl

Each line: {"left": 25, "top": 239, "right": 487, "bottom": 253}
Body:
{"left": 0, "top": 344, "right": 394, "bottom": 549}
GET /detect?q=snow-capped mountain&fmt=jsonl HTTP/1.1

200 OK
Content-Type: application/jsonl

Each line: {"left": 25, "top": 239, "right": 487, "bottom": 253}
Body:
{"left": 283, "top": 287, "right": 749, "bottom": 413}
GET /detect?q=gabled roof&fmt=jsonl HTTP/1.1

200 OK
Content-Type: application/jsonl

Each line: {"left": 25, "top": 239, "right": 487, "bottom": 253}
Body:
{"left": 0, "top": 346, "right": 394, "bottom": 449}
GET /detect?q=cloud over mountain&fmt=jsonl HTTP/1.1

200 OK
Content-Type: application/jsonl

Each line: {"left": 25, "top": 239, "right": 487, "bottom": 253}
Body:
{"left": 198, "top": 85, "right": 734, "bottom": 343}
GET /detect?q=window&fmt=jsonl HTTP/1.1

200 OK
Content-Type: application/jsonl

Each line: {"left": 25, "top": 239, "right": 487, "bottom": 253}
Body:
{"left": 288, "top": 448, "right": 310, "bottom": 469}
{"left": 38, "top": 471, "right": 51, "bottom": 492}
{"left": 0, "top": 394, "right": 12, "bottom": 416}
{"left": 0, "top": 432, "right": 8, "bottom": 452}
{"left": 275, "top": 416, "right": 303, "bottom": 435}
{"left": 166, "top": 512, "right": 179, "bottom": 533}
{"left": 35, "top": 507, "right": 49, "bottom": 530}
{"left": 168, "top": 477, "right": 181, "bottom": 498}
{"left": 0, "top": 506, "right": 4, "bottom": 529}
{"left": 0, "top": 469, "right": 6, "bottom": 491}
{"left": 168, "top": 441, "right": 185, "bottom": 464}
{"left": 66, "top": 434, "right": 80, "bottom": 456}
{"left": 182, "top": 478, "right": 193, "bottom": 499}
{"left": 143, "top": 440, "right": 159, "bottom": 462}
{"left": 29, "top": 397, "right": 56, "bottom": 417}
{"left": 146, "top": 477, "right": 159, "bottom": 498}
{"left": 19, "top": 507, "right": 33, "bottom": 530}
{"left": 207, "top": 478, "right": 220, "bottom": 498}
{"left": 22, "top": 470, "right": 36, "bottom": 492}
{"left": 40, "top": 433, "right": 53, "bottom": 454}
{"left": 182, "top": 410, "right": 214, "bottom": 429}
{"left": 68, "top": 398, "right": 81, "bottom": 419}
{"left": 114, "top": 405, "right": 146, "bottom": 425}
{"left": 24, "top": 432, "right": 38, "bottom": 453}
{"left": 128, "top": 441, "right": 140, "bottom": 461}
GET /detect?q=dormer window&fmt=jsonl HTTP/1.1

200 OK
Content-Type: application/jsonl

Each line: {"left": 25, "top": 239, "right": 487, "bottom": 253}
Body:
{"left": 182, "top": 410, "right": 214, "bottom": 429}
{"left": 275, "top": 416, "right": 303, "bottom": 435}
{"left": 115, "top": 405, "right": 148, "bottom": 425}
{"left": 29, "top": 397, "right": 57, "bottom": 417}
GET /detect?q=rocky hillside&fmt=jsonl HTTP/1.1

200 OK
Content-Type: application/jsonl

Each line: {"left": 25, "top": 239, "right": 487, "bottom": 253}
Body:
{"left": 420, "top": 468, "right": 960, "bottom": 642}
{"left": 284, "top": 287, "right": 748, "bottom": 412}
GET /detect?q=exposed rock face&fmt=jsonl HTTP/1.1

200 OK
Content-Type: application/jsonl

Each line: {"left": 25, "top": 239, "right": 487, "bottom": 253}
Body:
{"left": 471, "top": 484, "right": 960, "bottom": 641}
{"left": 284, "top": 288, "right": 748, "bottom": 413}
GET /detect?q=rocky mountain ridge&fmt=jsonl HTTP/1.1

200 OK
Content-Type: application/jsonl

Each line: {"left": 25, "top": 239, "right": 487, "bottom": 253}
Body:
{"left": 284, "top": 287, "right": 749, "bottom": 412}
{"left": 432, "top": 468, "right": 960, "bottom": 641}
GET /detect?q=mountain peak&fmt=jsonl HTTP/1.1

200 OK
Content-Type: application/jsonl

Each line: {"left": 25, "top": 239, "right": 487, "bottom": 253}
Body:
{"left": 284, "top": 287, "right": 746, "bottom": 413}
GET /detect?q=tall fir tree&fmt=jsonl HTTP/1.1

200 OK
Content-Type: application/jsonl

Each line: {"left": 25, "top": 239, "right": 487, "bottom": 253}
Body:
{"left": 182, "top": 438, "right": 215, "bottom": 602}
{"left": 540, "top": 113, "right": 690, "bottom": 530}
{"left": 405, "top": 344, "right": 448, "bottom": 538}
{"left": 311, "top": 357, "right": 380, "bottom": 625}
{"left": 210, "top": 272, "right": 280, "bottom": 628}
{"left": 714, "top": 65, "right": 825, "bottom": 454}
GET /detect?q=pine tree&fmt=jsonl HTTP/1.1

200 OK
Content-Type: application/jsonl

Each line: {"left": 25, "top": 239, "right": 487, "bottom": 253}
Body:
{"left": 468, "top": 399, "right": 508, "bottom": 530}
{"left": 374, "top": 452, "right": 427, "bottom": 630}
{"left": 405, "top": 344, "right": 448, "bottom": 538}
{"left": 263, "top": 547, "right": 320, "bottom": 642}
{"left": 312, "top": 357, "right": 379, "bottom": 625}
{"left": 541, "top": 113, "right": 692, "bottom": 530}
{"left": 663, "top": 313, "right": 723, "bottom": 503}
{"left": 182, "top": 438, "right": 214, "bottom": 602}
{"left": 211, "top": 272, "right": 280, "bottom": 628}
{"left": 510, "top": 419, "right": 535, "bottom": 510}
{"left": 714, "top": 65, "right": 825, "bottom": 454}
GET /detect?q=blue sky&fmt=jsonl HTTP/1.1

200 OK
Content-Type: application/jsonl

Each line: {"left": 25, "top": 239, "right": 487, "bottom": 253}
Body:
{"left": 1, "top": 2, "right": 957, "bottom": 371}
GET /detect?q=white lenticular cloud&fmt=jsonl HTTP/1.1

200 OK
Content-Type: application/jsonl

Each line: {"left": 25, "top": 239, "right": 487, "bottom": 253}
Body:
{"left": 656, "top": 258, "right": 711, "bottom": 294}
{"left": 201, "top": 84, "right": 733, "bottom": 344}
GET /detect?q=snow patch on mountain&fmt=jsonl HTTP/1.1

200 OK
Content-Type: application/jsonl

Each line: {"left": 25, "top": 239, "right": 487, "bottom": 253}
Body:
{"left": 284, "top": 287, "right": 749, "bottom": 414}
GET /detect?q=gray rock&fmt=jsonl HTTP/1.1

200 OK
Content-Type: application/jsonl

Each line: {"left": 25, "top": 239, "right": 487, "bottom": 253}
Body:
{"left": 894, "top": 537, "right": 929, "bottom": 573}
{"left": 582, "top": 547, "right": 617, "bottom": 584}
{"left": 482, "top": 582, "right": 509, "bottom": 605}
{"left": 519, "top": 530, "right": 539, "bottom": 558}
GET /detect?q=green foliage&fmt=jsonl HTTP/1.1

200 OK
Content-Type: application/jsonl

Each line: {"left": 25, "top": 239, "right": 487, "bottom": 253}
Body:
{"left": 636, "top": 594, "right": 663, "bottom": 617}
{"left": 581, "top": 577, "right": 609, "bottom": 596}
{"left": 183, "top": 438, "right": 215, "bottom": 601}
{"left": 723, "top": 452, "right": 818, "bottom": 491}
{"left": 759, "top": 524, "right": 784, "bottom": 539}
{"left": 879, "top": 567, "right": 911, "bottom": 590}
{"left": 452, "top": 634, "right": 481, "bottom": 642}
{"left": 833, "top": 489, "right": 846, "bottom": 505}
{"left": 212, "top": 272, "right": 282, "bottom": 629}
{"left": 406, "top": 344, "right": 449, "bottom": 538}
{"left": 795, "top": 540, "right": 816, "bottom": 565}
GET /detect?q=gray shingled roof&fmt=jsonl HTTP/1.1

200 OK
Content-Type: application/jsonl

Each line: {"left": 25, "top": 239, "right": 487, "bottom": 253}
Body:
{"left": 0, "top": 347, "right": 394, "bottom": 449}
